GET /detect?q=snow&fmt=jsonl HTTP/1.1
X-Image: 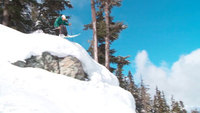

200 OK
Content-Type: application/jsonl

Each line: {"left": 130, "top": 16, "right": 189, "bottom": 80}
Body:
{"left": 0, "top": 25, "right": 136, "bottom": 113}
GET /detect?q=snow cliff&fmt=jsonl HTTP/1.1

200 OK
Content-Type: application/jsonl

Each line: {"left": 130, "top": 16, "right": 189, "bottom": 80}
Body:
{"left": 0, "top": 25, "right": 135, "bottom": 113}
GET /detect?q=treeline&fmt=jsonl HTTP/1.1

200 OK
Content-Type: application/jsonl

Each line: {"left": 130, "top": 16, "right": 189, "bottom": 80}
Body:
{"left": 0, "top": 0, "right": 72, "bottom": 34}
{"left": 118, "top": 71, "right": 189, "bottom": 113}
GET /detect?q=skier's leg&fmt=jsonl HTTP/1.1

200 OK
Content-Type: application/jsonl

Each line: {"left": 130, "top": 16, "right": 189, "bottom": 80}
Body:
{"left": 59, "top": 25, "right": 62, "bottom": 35}
{"left": 62, "top": 25, "right": 68, "bottom": 36}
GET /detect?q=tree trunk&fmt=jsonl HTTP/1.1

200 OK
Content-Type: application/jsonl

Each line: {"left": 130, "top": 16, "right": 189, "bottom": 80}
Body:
{"left": 105, "top": 0, "right": 110, "bottom": 69}
{"left": 91, "top": 0, "right": 98, "bottom": 62}
{"left": 2, "top": 0, "right": 9, "bottom": 26}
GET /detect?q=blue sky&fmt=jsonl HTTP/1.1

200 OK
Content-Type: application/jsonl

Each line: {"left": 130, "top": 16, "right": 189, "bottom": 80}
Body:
{"left": 63, "top": 0, "right": 200, "bottom": 75}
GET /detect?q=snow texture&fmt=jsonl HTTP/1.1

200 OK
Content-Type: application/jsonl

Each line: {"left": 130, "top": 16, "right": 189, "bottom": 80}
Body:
{"left": 0, "top": 25, "right": 136, "bottom": 113}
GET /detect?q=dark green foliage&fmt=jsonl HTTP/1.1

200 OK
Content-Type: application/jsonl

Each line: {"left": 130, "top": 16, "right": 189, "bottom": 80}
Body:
{"left": 0, "top": 0, "right": 37, "bottom": 33}
{"left": 115, "top": 56, "right": 130, "bottom": 88}
{"left": 127, "top": 71, "right": 140, "bottom": 113}
{"left": 0, "top": 0, "right": 72, "bottom": 34}
{"left": 84, "top": 5, "right": 127, "bottom": 72}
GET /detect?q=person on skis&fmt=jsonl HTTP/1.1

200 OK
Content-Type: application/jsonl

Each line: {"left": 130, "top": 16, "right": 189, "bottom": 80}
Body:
{"left": 54, "top": 15, "right": 71, "bottom": 37}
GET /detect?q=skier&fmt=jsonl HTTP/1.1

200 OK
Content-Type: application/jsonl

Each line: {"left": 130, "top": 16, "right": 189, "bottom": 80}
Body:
{"left": 54, "top": 15, "right": 71, "bottom": 37}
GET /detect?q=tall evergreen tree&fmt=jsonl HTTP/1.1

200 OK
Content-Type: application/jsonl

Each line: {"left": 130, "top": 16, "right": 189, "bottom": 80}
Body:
{"left": 127, "top": 71, "right": 140, "bottom": 113}
{"left": 98, "top": 0, "right": 122, "bottom": 70}
{"left": 84, "top": 0, "right": 127, "bottom": 72}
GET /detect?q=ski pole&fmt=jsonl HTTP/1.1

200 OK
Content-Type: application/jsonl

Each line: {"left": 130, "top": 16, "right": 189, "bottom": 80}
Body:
{"left": 69, "top": 25, "right": 74, "bottom": 41}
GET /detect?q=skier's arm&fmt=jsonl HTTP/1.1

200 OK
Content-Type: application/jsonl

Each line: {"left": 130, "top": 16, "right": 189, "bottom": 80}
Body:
{"left": 63, "top": 21, "right": 69, "bottom": 26}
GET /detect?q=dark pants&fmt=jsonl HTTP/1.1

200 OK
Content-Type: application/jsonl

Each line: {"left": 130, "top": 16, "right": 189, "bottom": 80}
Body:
{"left": 59, "top": 25, "right": 68, "bottom": 36}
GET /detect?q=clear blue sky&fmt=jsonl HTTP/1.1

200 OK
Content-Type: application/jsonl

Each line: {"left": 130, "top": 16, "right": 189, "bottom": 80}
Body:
{"left": 63, "top": 0, "right": 200, "bottom": 75}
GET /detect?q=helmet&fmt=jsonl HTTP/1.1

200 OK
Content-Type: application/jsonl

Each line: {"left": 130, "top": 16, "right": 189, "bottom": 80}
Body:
{"left": 61, "top": 15, "right": 66, "bottom": 20}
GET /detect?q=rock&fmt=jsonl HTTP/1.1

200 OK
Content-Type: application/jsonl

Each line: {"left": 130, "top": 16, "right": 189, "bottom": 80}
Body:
{"left": 13, "top": 52, "right": 88, "bottom": 81}
{"left": 12, "top": 61, "right": 26, "bottom": 67}
{"left": 25, "top": 52, "right": 60, "bottom": 74}
{"left": 60, "top": 55, "right": 87, "bottom": 80}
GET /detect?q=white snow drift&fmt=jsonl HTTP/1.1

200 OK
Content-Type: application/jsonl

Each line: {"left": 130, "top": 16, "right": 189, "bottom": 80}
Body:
{"left": 0, "top": 25, "right": 135, "bottom": 113}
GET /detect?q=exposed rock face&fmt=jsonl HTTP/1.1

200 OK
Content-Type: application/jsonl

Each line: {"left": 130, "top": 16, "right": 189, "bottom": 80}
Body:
{"left": 59, "top": 56, "right": 86, "bottom": 80}
{"left": 13, "top": 52, "right": 88, "bottom": 80}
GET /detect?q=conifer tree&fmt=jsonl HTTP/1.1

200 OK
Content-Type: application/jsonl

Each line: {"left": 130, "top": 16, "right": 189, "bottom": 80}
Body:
{"left": 99, "top": 0, "right": 122, "bottom": 70}
{"left": 153, "top": 87, "right": 170, "bottom": 113}
{"left": 84, "top": 0, "right": 127, "bottom": 72}
{"left": 139, "top": 79, "right": 153, "bottom": 113}
{"left": 171, "top": 96, "right": 187, "bottom": 113}
{"left": 127, "top": 71, "right": 140, "bottom": 113}
{"left": 115, "top": 56, "right": 130, "bottom": 88}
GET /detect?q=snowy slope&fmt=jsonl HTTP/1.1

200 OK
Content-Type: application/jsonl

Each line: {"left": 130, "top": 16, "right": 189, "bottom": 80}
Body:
{"left": 0, "top": 25, "right": 136, "bottom": 113}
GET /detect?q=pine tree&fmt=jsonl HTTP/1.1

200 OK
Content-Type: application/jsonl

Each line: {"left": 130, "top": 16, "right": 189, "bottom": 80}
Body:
{"left": 99, "top": 0, "right": 122, "bottom": 70}
{"left": 115, "top": 56, "right": 130, "bottom": 88}
{"left": 137, "top": 78, "right": 152, "bottom": 113}
{"left": 170, "top": 96, "right": 187, "bottom": 113}
{"left": 127, "top": 71, "right": 140, "bottom": 113}
{"left": 153, "top": 87, "right": 170, "bottom": 113}
{"left": 179, "top": 101, "right": 187, "bottom": 113}
{"left": 84, "top": 0, "right": 127, "bottom": 72}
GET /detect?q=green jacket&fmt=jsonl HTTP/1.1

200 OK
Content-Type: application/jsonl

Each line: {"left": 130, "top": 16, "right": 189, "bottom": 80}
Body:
{"left": 54, "top": 16, "right": 69, "bottom": 28}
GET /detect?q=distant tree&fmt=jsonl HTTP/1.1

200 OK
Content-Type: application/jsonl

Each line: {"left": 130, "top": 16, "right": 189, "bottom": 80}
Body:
{"left": 171, "top": 96, "right": 187, "bottom": 113}
{"left": 115, "top": 56, "right": 130, "bottom": 88}
{"left": 191, "top": 109, "right": 200, "bottom": 113}
{"left": 179, "top": 101, "right": 187, "bottom": 113}
{"left": 153, "top": 87, "right": 170, "bottom": 113}
{"left": 127, "top": 71, "right": 140, "bottom": 113}
{"left": 138, "top": 79, "right": 153, "bottom": 113}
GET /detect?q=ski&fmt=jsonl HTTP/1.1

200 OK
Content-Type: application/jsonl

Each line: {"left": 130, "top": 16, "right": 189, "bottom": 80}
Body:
{"left": 64, "top": 33, "right": 80, "bottom": 38}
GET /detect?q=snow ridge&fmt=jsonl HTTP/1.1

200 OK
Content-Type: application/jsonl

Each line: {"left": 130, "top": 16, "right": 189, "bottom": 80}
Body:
{"left": 0, "top": 25, "right": 136, "bottom": 113}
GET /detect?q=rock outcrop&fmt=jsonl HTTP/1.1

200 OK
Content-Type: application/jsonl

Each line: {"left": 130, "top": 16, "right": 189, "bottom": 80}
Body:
{"left": 13, "top": 52, "right": 88, "bottom": 80}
